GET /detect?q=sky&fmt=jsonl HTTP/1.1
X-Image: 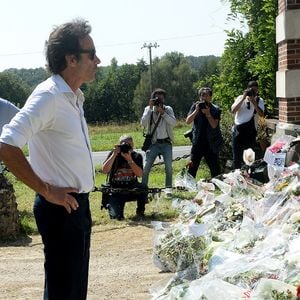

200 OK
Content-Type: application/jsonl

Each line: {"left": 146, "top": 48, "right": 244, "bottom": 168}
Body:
{"left": 0, "top": 0, "right": 243, "bottom": 71}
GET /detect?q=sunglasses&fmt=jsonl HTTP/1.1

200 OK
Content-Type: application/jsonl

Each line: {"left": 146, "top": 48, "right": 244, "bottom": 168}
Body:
{"left": 246, "top": 101, "right": 251, "bottom": 109}
{"left": 79, "top": 48, "right": 96, "bottom": 60}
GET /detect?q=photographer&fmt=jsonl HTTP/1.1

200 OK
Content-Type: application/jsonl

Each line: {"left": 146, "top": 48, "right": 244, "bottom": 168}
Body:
{"left": 231, "top": 81, "right": 265, "bottom": 169}
{"left": 102, "top": 135, "right": 147, "bottom": 220}
{"left": 141, "top": 88, "right": 176, "bottom": 197}
{"left": 186, "top": 87, "right": 223, "bottom": 178}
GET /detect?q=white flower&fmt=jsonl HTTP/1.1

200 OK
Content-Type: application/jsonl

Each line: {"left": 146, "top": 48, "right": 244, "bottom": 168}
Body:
{"left": 290, "top": 211, "right": 300, "bottom": 223}
{"left": 281, "top": 223, "right": 294, "bottom": 234}
{"left": 243, "top": 148, "right": 255, "bottom": 166}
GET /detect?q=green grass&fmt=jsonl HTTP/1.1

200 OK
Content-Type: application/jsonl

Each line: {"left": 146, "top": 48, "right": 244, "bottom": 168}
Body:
{"left": 88, "top": 120, "right": 192, "bottom": 151}
{"left": 6, "top": 121, "right": 211, "bottom": 235}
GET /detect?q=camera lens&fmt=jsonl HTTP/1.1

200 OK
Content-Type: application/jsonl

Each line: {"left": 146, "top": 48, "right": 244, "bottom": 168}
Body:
{"left": 119, "top": 143, "right": 131, "bottom": 153}
{"left": 246, "top": 88, "right": 254, "bottom": 97}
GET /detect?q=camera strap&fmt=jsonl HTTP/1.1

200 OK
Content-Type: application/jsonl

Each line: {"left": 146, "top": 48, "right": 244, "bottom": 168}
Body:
{"left": 143, "top": 112, "right": 162, "bottom": 137}
{"left": 149, "top": 113, "right": 162, "bottom": 136}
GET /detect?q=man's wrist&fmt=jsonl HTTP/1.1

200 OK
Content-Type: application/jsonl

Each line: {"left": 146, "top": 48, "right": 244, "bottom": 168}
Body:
{"left": 127, "top": 160, "right": 134, "bottom": 164}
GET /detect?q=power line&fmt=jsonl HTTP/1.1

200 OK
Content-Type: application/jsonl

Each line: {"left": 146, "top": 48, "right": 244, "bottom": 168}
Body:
{"left": 0, "top": 31, "right": 224, "bottom": 57}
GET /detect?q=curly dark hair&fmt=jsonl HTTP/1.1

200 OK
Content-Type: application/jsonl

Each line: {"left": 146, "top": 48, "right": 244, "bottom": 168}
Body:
{"left": 45, "top": 18, "right": 92, "bottom": 74}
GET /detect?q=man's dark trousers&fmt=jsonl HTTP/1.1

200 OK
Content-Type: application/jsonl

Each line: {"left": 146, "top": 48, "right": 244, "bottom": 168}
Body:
{"left": 34, "top": 193, "right": 92, "bottom": 300}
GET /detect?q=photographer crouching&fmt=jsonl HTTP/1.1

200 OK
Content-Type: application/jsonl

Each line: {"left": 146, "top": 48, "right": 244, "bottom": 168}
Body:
{"left": 231, "top": 81, "right": 265, "bottom": 169}
{"left": 102, "top": 135, "right": 147, "bottom": 220}
{"left": 186, "top": 87, "right": 223, "bottom": 179}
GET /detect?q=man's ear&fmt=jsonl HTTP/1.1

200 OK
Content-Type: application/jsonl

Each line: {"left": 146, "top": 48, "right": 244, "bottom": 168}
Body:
{"left": 65, "top": 54, "right": 78, "bottom": 67}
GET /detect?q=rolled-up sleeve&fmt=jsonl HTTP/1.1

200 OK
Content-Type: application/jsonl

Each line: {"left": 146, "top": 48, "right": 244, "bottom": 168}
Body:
{"left": 0, "top": 92, "right": 55, "bottom": 149}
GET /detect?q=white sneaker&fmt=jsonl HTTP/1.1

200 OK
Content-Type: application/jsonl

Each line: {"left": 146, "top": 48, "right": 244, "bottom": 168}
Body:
{"left": 164, "top": 188, "right": 172, "bottom": 198}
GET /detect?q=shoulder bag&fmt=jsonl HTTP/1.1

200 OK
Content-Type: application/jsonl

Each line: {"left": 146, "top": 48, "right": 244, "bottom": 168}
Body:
{"left": 141, "top": 112, "right": 162, "bottom": 152}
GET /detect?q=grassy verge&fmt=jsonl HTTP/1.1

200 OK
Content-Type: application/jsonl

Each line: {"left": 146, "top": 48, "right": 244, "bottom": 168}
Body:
{"left": 88, "top": 120, "right": 192, "bottom": 151}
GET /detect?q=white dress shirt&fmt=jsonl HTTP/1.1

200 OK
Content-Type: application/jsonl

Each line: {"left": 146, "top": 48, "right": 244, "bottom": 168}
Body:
{"left": 0, "top": 75, "right": 94, "bottom": 193}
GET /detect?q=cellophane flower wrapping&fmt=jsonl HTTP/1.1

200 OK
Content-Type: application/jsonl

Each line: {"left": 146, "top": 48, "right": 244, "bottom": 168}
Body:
{"left": 150, "top": 164, "right": 300, "bottom": 300}
{"left": 152, "top": 222, "right": 208, "bottom": 274}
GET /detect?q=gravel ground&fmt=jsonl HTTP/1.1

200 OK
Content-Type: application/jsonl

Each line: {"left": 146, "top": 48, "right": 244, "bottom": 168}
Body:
{"left": 0, "top": 224, "right": 172, "bottom": 300}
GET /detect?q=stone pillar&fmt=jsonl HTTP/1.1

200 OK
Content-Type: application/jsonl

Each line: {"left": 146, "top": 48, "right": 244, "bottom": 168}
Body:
{"left": 0, "top": 172, "right": 20, "bottom": 240}
{"left": 276, "top": 0, "right": 300, "bottom": 127}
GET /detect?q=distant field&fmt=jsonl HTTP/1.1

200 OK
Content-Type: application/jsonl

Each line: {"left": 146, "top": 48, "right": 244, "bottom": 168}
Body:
{"left": 88, "top": 120, "right": 192, "bottom": 151}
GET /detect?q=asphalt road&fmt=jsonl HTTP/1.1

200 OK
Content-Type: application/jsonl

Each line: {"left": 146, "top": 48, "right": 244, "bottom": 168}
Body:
{"left": 92, "top": 145, "right": 191, "bottom": 166}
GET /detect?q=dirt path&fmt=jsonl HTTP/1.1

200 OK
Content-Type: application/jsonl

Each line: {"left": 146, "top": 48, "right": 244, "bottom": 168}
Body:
{"left": 0, "top": 224, "right": 172, "bottom": 300}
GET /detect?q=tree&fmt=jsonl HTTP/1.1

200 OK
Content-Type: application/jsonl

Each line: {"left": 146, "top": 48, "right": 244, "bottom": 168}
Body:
{"left": 212, "top": 0, "right": 277, "bottom": 115}
{"left": 4, "top": 67, "right": 48, "bottom": 89}
{"left": 0, "top": 72, "right": 30, "bottom": 107}
{"left": 133, "top": 52, "right": 197, "bottom": 119}
{"left": 84, "top": 62, "right": 142, "bottom": 123}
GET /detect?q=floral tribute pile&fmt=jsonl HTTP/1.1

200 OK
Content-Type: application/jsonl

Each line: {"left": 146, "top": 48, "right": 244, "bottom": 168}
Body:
{"left": 150, "top": 165, "right": 300, "bottom": 300}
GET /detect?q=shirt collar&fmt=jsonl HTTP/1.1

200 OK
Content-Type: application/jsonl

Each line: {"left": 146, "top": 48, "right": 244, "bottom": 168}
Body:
{"left": 51, "top": 74, "right": 84, "bottom": 103}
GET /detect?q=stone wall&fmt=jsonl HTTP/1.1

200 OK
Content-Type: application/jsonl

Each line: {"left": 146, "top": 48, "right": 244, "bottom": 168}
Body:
{"left": 0, "top": 172, "right": 20, "bottom": 239}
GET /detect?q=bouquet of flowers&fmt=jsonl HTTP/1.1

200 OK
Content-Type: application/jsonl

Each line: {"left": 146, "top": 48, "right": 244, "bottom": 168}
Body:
{"left": 152, "top": 223, "right": 207, "bottom": 273}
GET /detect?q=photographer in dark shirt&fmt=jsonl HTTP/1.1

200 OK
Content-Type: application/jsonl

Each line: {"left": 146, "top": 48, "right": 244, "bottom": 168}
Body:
{"left": 186, "top": 87, "right": 223, "bottom": 178}
{"left": 102, "top": 135, "right": 147, "bottom": 220}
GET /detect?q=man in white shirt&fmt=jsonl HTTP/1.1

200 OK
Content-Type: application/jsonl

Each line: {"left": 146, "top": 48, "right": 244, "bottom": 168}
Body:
{"left": 0, "top": 19, "right": 100, "bottom": 299}
{"left": 141, "top": 88, "right": 176, "bottom": 197}
{"left": 231, "top": 81, "right": 265, "bottom": 169}
{"left": 0, "top": 98, "right": 19, "bottom": 134}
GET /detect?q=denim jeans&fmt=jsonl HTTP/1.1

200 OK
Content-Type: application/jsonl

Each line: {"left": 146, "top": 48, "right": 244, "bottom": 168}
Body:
{"left": 108, "top": 192, "right": 146, "bottom": 219}
{"left": 33, "top": 193, "right": 91, "bottom": 300}
{"left": 142, "top": 142, "right": 173, "bottom": 188}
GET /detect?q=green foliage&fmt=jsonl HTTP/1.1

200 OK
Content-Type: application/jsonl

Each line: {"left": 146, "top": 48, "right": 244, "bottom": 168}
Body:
{"left": 219, "top": 109, "right": 234, "bottom": 170}
{"left": 210, "top": 0, "right": 277, "bottom": 116}
{"left": 5, "top": 67, "right": 49, "bottom": 89}
{"left": 84, "top": 62, "right": 143, "bottom": 123}
{"left": 0, "top": 71, "right": 31, "bottom": 107}
{"left": 133, "top": 52, "right": 198, "bottom": 119}
{"left": 213, "top": 30, "right": 254, "bottom": 110}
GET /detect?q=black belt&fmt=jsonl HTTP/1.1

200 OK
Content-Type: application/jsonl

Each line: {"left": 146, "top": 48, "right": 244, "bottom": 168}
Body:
{"left": 69, "top": 192, "right": 89, "bottom": 200}
{"left": 156, "top": 138, "right": 170, "bottom": 144}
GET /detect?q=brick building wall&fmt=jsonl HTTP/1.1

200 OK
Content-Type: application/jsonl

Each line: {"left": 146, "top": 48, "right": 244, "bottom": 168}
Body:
{"left": 277, "top": 0, "right": 300, "bottom": 124}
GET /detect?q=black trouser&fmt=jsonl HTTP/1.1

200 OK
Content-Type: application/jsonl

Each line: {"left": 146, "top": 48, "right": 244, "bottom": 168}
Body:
{"left": 188, "top": 143, "right": 221, "bottom": 178}
{"left": 34, "top": 193, "right": 92, "bottom": 300}
{"left": 232, "top": 126, "right": 257, "bottom": 169}
{"left": 106, "top": 182, "right": 147, "bottom": 219}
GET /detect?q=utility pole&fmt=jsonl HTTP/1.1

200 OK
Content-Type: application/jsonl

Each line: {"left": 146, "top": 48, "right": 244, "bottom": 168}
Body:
{"left": 141, "top": 42, "right": 159, "bottom": 93}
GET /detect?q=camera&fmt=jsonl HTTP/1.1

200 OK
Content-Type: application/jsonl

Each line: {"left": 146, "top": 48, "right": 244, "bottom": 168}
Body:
{"left": 198, "top": 101, "right": 207, "bottom": 109}
{"left": 246, "top": 88, "right": 254, "bottom": 97}
{"left": 118, "top": 143, "right": 131, "bottom": 153}
{"left": 151, "top": 97, "right": 161, "bottom": 106}
{"left": 184, "top": 129, "right": 193, "bottom": 141}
